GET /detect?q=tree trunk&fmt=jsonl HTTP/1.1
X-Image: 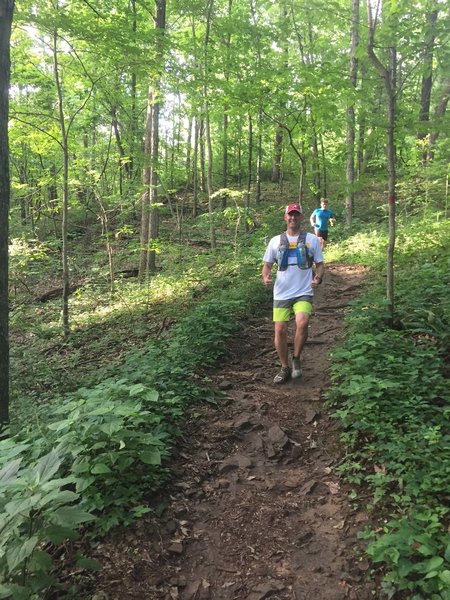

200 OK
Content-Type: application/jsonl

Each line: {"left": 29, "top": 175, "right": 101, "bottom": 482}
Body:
{"left": 417, "top": 7, "right": 438, "bottom": 160}
{"left": 139, "top": 0, "right": 166, "bottom": 277}
{"left": 205, "top": 107, "right": 216, "bottom": 249}
{"left": 204, "top": 0, "right": 216, "bottom": 249}
{"left": 111, "top": 106, "right": 131, "bottom": 178}
{"left": 222, "top": 110, "right": 229, "bottom": 198}
{"left": 147, "top": 95, "right": 160, "bottom": 273}
{"left": 186, "top": 116, "right": 192, "bottom": 187}
{"left": 130, "top": 0, "right": 138, "bottom": 180}
{"left": 53, "top": 25, "right": 70, "bottom": 337}
{"left": 345, "top": 0, "right": 359, "bottom": 226}
{"left": 255, "top": 108, "right": 262, "bottom": 203}
{"left": 271, "top": 126, "right": 283, "bottom": 184}
{"left": 147, "top": 0, "right": 166, "bottom": 273}
{"left": 299, "top": 140, "right": 306, "bottom": 203}
{"left": 271, "top": 3, "right": 288, "bottom": 185}
{"left": 96, "top": 193, "right": 115, "bottom": 293}
{"left": 199, "top": 119, "right": 206, "bottom": 193}
{"left": 222, "top": 0, "right": 233, "bottom": 197}
{"left": 428, "top": 76, "right": 450, "bottom": 160}
{"left": 169, "top": 110, "right": 175, "bottom": 190}
{"left": 367, "top": 4, "right": 397, "bottom": 325}
{"left": 0, "top": 0, "right": 14, "bottom": 426}
{"left": 319, "top": 132, "right": 327, "bottom": 198}
{"left": 246, "top": 114, "right": 253, "bottom": 212}
{"left": 310, "top": 120, "right": 321, "bottom": 200}
{"left": 356, "top": 117, "right": 365, "bottom": 177}
{"left": 386, "top": 48, "right": 397, "bottom": 324}
{"left": 192, "top": 117, "right": 199, "bottom": 217}
{"left": 237, "top": 116, "right": 242, "bottom": 187}
{"left": 139, "top": 90, "right": 153, "bottom": 278}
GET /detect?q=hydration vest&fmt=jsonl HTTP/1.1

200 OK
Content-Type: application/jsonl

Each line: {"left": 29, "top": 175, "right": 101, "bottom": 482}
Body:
{"left": 277, "top": 231, "right": 313, "bottom": 271}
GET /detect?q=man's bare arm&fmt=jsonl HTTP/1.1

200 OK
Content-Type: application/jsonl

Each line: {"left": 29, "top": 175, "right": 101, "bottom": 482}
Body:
{"left": 262, "top": 262, "right": 274, "bottom": 287}
{"left": 312, "top": 261, "right": 324, "bottom": 287}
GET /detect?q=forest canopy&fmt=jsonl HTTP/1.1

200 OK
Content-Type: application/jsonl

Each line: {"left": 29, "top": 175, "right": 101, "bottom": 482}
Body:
{"left": 8, "top": 0, "right": 449, "bottom": 246}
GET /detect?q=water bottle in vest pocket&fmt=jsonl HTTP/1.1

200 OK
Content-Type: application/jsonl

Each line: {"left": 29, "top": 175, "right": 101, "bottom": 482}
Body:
{"left": 277, "top": 231, "right": 313, "bottom": 271}
{"left": 276, "top": 236, "right": 290, "bottom": 270}
{"left": 296, "top": 240, "right": 311, "bottom": 269}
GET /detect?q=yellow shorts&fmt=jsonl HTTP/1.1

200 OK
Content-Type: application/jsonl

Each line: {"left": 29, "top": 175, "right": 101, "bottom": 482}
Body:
{"left": 273, "top": 296, "right": 313, "bottom": 322}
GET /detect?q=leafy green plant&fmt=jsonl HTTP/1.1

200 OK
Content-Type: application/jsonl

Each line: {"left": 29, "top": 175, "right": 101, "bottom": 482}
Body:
{"left": 359, "top": 511, "right": 450, "bottom": 599}
{"left": 0, "top": 447, "right": 95, "bottom": 599}
{"left": 326, "top": 211, "right": 450, "bottom": 597}
{"left": 46, "top": 382, "right": 171, "bottom": 533}
{"left": 9, "top": 239, "right": 55, "bottom": 298}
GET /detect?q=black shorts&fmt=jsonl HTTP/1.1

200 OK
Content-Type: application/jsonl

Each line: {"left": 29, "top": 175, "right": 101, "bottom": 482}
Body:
{"left": 315, "top": 229, "right": 328, "bottom": 241}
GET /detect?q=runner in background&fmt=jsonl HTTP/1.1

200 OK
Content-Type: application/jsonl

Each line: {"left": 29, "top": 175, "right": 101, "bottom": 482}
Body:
{"left": 310, "top": 198, "right": 336, "bottom": 248}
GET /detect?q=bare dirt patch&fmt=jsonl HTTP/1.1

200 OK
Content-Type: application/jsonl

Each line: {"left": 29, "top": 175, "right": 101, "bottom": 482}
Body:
{"left": 89, "top": 263, "right": 377, "bottom": 600}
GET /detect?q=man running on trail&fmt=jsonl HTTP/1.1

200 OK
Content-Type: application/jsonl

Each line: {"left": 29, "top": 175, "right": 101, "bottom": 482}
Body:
{"left": 310, "top": 198, "right": 336, "bottom": 248}
{"left": 262, "top": 203, "right": 324, "bottom": 384}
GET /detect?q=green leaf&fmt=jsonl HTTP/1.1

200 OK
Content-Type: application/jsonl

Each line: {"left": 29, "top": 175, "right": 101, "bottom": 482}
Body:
{"left": 28, "top": 549, "right": 53, "bottom": 572}
{"left": 139, "top": 449, "right": 161, "bottom": 465}
{"left": 28, "top": 570, "right": 55, "bottom": 592}
{"left": 40, "top": 489, "right": 79, "bottom": 507}
{"left": 144, "top": 389, "right": 159, "bottom": 402}
{"left": 398, "top": 558, "right": 414, "bottom": 578}
{"left": 86, "top": 402, "right": 115, "bottom": 416}
{"left": 91, "top": 442, "right": 108, "bottom": 450}
{"left": 0, "top": 584, "right": 28, "bottom": 600}
{"left": 425, "top": 556, "right": 444, "bottom": 572}
{"left": 0, "top": 443, "right": 29, "bottom": 464}
{"left": 424, "top": 570, "right": 439, "bottom": 579}
{"left": 99, "top": 420, "right": 122, "bottom": 436}
{"left": 5, "top": 496, "right": 39, "bottom": 518}
{"left": 47, "top": 420, "right": 71, "bottom": 432}
{"left": 72, "top": 459, "right": 90, "bottom": 473}
{"left": 129, "top": 383, "right": 146, "bottom": 396}
{"left": 0, "top": 459, "right": 22, "bottom": 486}
{"left": 91, "top": 463, "right": 112, "bottom": 474}
{"left": 0, "top": 585, "right": 12, "bottom": 599}
{"left": 131, "top": 505, "right": 151, "bottom": 518}
{"left": 415, "top": 556, "right": 445, "bottom": 574}
{"left": 439, "top": 570, "right": 450, "bottom": 585}
{"left": 444, "top": 544, "right": 450, "bottom": 562}
{"left": 44, "top": 524, "right": 80, "bottom": 544}
{"left": 75, "top": 475, "right": 95, "bottom": 492}
{"left": 41, "top": 475, "right": 77, "bottom": 491}
{"left": 6, "top": 536, "right": 39, "bottom": 572}
{"left": 50, "top": 506, "right": 95, "bottom": 528}
{"left": 417, "top": 544, "right": 435, "bottom": 557}
{"left": 35, "top": 449, "right": 61, "bottom": 483}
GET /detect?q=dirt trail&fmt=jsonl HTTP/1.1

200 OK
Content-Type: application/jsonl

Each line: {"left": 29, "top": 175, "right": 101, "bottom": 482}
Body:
{"left": 91, "top": 263, "right": 377, "bottom": 600}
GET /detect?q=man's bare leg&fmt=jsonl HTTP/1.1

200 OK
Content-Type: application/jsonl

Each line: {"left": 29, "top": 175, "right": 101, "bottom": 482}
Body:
{"left": 292, "top": 312, "right": 310, "bottom": 378}
{"left": 293, "top": 312, "right": 309, "bottom": 357}
{"left": 274, "top": 321, "right": 289, "bottom": 367}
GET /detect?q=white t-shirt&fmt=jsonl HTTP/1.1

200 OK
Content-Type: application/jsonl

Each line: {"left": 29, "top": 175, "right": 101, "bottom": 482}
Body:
{"left": 263, "top": 232, "right": 323, "bottom": 300}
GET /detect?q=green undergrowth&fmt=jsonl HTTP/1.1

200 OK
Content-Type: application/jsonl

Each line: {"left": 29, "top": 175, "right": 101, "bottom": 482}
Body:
{"left": 4, "top": 193, "right": 449, "bottom": 598}
{"left": 326, "top": 215, "right": 450, "bottom": 599}
{"left": 2, "top": 237, "right": 268, "bottom": 598}
{"left": 9, "top": 242, "right": 263, "bottom": 403}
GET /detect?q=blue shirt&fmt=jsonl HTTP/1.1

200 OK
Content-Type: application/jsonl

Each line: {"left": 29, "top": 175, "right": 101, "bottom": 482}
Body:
{"left": 311, "top": 208, "right": 334, "bottom": 231}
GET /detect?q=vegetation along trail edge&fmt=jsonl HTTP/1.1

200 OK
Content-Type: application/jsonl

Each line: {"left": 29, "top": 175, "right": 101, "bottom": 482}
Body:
{"left": 90, "top": 262, "right": 377, "bottom": 600}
